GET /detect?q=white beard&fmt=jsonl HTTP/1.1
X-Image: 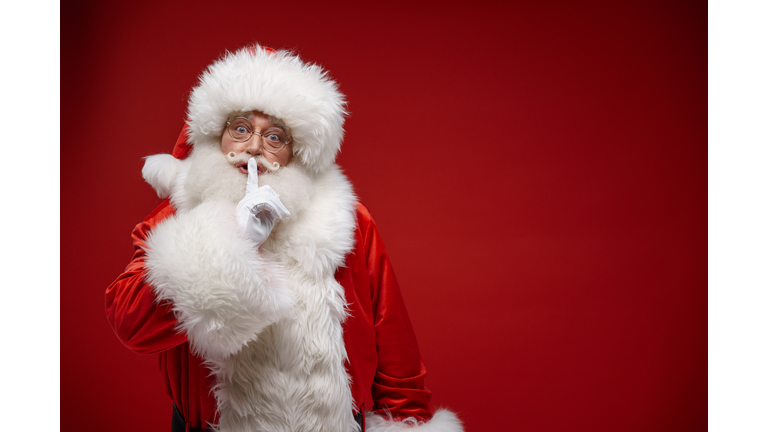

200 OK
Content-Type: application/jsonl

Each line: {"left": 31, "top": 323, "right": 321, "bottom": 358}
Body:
{"left": 142, "top": 146, "right": 362, "bottom": 431}
{"left": 181, "top": 147, "right": 357, "bottom": 432}
{"left": 184, "top": 145, "right": 247, "bottom": 207}
{"left": 184, "top": 145, "right": 314, "bottom": 222}
{"left": 258, "top": 158, "right": 314, "bottom": 225}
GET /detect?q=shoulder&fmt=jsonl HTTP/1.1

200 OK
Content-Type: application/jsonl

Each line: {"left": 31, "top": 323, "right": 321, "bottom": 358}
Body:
{"left": 355, "top": 202, "right": 372, "bottom": 223}
{"left": 353, "top": 202, "right": 391, "bottom": 257}
{"left": 354, "top": 202, "right": 377, "bottom": 234}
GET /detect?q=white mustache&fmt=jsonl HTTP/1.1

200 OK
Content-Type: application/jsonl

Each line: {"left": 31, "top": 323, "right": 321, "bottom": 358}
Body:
{"left": 225, "top": 152, "right": 280, "bottom": 172}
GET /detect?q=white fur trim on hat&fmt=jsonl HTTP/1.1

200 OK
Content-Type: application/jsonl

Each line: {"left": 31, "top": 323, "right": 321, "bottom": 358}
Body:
{"left": 186, "top": 45, "right": 347, "bottom": 173}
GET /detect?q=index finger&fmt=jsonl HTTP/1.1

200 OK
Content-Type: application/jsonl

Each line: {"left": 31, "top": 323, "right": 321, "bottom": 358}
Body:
{"left": 246, "top": 158, "right": 259, "bottom": 193}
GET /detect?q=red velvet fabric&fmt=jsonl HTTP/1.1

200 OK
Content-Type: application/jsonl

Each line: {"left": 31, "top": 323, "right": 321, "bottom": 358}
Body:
{"left": 171, "top": 125, "right": 192, "bottom": 160}
{"left": 105, "top": 199, "right": 434, "bottom": 429}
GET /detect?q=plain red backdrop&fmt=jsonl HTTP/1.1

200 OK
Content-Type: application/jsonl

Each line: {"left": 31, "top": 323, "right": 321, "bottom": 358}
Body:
{"left": 61, "top": 1, "right": 706, "bottom": 431}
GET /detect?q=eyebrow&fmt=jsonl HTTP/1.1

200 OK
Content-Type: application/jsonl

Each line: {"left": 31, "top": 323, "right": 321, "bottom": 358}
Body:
{"left": 227, "top": 112, "right": 292, "bottom": 138}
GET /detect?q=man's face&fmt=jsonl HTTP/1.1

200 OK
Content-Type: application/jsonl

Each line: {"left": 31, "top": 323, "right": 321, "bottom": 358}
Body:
{"left": 221, "top": 111, "right": 294, "bottom": 175}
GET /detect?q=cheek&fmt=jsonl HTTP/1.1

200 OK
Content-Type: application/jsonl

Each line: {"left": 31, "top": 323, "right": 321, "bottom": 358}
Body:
{"left": 280, "top": 145, "right": 294, "bottom": 166}
{"left": 266, "top": 152, "right": 289, "bottom": 167}
{"left": 220, "top": 139, "right": 239, "bottom": 155}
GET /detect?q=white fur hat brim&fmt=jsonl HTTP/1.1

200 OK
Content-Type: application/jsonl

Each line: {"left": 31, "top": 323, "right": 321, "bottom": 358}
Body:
{"left": 186, "top": 45, "right": 347, "bottom": 173}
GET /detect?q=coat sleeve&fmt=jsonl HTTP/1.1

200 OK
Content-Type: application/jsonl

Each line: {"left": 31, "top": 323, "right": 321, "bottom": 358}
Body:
{"left": 358, "top": 204, "right": 464, "bottom": 432}
{"left": 105, "top": 200, "right": 187, "bottom": 354}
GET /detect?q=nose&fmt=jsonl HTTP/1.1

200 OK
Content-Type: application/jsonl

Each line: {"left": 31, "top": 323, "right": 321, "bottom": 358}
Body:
{"left": 245, "top": 133, "right": 263, "bottom": 156}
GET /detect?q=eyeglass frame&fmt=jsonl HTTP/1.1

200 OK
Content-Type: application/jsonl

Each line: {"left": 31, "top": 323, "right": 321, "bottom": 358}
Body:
{"left": 225, "top": 116, "right": 292, "bottom": 154}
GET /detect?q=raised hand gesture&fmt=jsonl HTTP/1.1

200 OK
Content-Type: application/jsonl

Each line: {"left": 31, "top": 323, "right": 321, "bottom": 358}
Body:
{"left": 235, "top": 158, "right": 290, "bottom": 248}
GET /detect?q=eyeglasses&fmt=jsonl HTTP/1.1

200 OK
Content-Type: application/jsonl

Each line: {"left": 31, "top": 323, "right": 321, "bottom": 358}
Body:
{"left": 226, "top": 117, "right": 291, "bottom": 154}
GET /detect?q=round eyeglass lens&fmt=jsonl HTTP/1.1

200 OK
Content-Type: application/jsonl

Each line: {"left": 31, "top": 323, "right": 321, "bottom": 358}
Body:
{"left": 228, "top": 118, "right": 253, "bottom": 142}
{"left": 262, "top": 128, "right": 288, "bottom": 152}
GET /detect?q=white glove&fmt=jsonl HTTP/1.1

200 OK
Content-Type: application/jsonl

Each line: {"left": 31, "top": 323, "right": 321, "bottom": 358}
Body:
{"left": 236, "top": 158, "right": 290, "bottom": 248}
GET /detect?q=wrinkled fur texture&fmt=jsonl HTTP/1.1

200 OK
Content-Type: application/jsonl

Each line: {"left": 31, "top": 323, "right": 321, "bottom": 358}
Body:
{"left": 186, "top": 45, "right": 347, "bottom": 174}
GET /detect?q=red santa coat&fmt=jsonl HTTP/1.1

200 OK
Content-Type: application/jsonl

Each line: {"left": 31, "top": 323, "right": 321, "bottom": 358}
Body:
{"left": 105, "top": 43, "right": 463, "bottom": 431}
{"left": 105, "top": 197, "right": 434, "bottom": 430}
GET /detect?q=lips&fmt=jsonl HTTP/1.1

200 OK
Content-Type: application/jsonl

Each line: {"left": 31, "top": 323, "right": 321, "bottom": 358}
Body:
{"left": 235, "top": 161, "right": 265, "bottom": 175}
{"left": 235, "top": 161, "right": 248, "bottom": 175}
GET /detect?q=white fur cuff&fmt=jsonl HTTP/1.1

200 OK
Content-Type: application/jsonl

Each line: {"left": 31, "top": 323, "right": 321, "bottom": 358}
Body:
{"left": 144, "top": 200, "right": 294, "bottom": 359}
{"left": 365, "top": 409, "right": 464, "bottom": 432}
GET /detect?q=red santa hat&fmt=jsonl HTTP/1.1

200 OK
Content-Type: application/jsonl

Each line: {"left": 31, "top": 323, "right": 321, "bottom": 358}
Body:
{"left": 174, "top": 44, "right": 347, "bottom": 174}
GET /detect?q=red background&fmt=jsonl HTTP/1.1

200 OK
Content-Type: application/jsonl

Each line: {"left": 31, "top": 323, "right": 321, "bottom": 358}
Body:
{"left": 61, "top": 1, "right": 706, "bottom": 431}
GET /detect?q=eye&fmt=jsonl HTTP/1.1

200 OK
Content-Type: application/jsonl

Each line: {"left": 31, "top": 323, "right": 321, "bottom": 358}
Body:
{"left": 228, "top": 119, "right": 254, "bottom": 141}
{"left": 230, "top": 118, "right": 252, "bottom": 132}
{"left": 264, "top": 128, "right": 287, "bottom": 144}
{"left": 266, "top": 133, "right": 281, "bottom": 143}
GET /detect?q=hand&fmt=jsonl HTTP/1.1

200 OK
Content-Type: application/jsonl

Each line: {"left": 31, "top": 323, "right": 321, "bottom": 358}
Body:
{"left": 236, "top": 158, "right": 290, "bottom": 248}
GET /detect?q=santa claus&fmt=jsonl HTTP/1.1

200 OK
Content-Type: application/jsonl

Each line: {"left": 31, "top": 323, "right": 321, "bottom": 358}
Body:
{"left": 105, "top": 45, "right": 463, "bottom": 432}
